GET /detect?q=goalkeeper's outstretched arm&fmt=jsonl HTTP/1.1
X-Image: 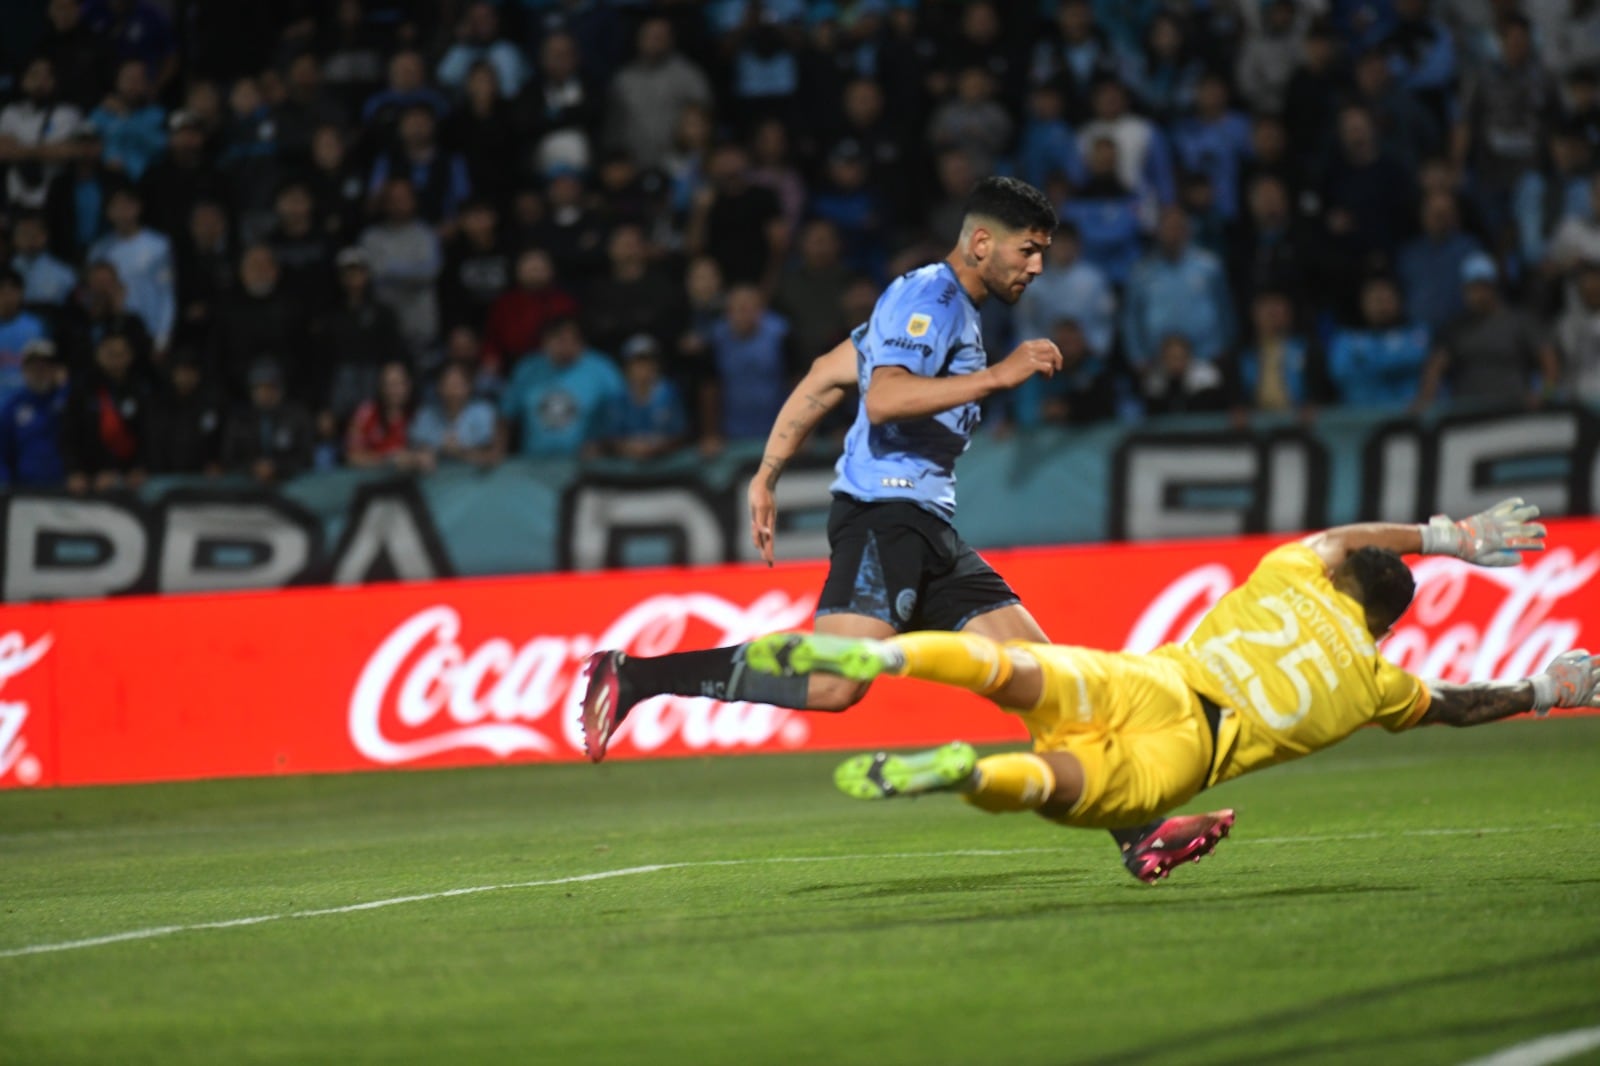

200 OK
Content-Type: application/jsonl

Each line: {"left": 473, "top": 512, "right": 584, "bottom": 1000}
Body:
{"left": 1420, "top": 650, "right": 1599, "bottom": 726}
{"left": 1305, "top": 497, "right": 1546, "bottom": 571}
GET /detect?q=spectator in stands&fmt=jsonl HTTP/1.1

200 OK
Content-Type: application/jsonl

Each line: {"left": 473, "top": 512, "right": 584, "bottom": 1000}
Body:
{"left": 828, "top": 79, "right": 915, "bottom": 228}
{"left": 583, "top": 223, "right": 681, "bottom": 360}
{"left": 223, "top": 358, "right": 315, "bottom": 484}
{"left": 1384, "top": 0, "right": 1457, "bottom": 121}
{"left": 748, "top": 119, "right": 805, "bottom": 239}
{"left": 0, "top": 56, "right": 92, "bottom": 212}
{"left": 437, "top": 2, "right": 529, "bottom": 97}
{"left": 266, "top": 182, "right": 335, "bottom": 315}
{"left": 1122, "top": 206, "right": 1234, "bottom": 372}
{"left": 704, "top": 284, "right": 790, "bottom": 449}
{"left": 1171, "top": 72, "right": 1254, "bottom": 221}
{"left": 0, "top": 268, "right": 50, "bottom": 406}
{"left": 41, "top": 0, "right": 117, "bottom": 111}
{"left": 139, "top": 109, "right": 228, "bottom": 240}
{"left": 146, "top": 348, "right": 223, "bottom": 475}
{"left": 498, "top": 315, "right": 623, "bottom": 459}
{"left": 1030, "top": 0, "right": 1119, "bottom": 123}
{"left": 84, "top": 0, "right": 178, "bottom": 88}
{"left": 1454, "top": 14, "right": 1551, "bottom": 206}
{"left": 1014, "top": 221, "right": 1114, "bottom": 360}
{"left": 1141, "top": 333, "right": 1231, "bottom": 416}
{"left": 1017, "top": 84, "right": 1085, "bottom": 191}
{"left": 174, "top": 199, "right": 233, "bottom": 343}
{"left": 64, "top": 259, "right": 152, "bottom": 374}
{"left": 447, "top": 62, "right": 519, "bottom": 212}
{"left": 773, "top": 219, "right": 852, "bottom": 369}
{"left": 0, "top": 339, "right": 67, "bottom": 488}
{"left": 1352, "top": 45, "right": 1442, "bottom": 171}
{"left": 307, "top": 124, "right": 366, "bottom": 248}
{"left": 217, "top": 75, "right": 284, "bottom": 243}
{"left": 320, "top": 0, "right": 387, "bottom": 113}
{"left": 1282, "top": 21, "right": 1342, "bottom": 166}
{"left": 313, "top": 247, "right": 406, "bottom": 427}
{"left": 808, "top": 141, "right": 886, "bottom": 281}
{"left": 1230, "top": 288, "right": 1329, "bottom": 416}
{"left": 12, "top": 213, "right": 76, "bottom": 308}
{"left": 359, "top": 178, "right": 442, "bottom": 359}
{"left": 662, "top": 102, "right": 713, "bottom": 225}
{"left": 411, "top": 360, "right": 500, "bottom": 467}
{"left": 522, "top": 31, "right": 601, "bottom": 158}
{"left": 90, "top": 185, "right": 174, "bottom": 353}
{"left": 689, "top": 142, "right": 785, "bottom": 289}
{"left": 1235, "top": 0, "right": 1305, "bottom": 115}
{"left": 602, "top": 334, "right": 687, "bottom": 461}
{"left": 1327, "top": 275, "right": 1434, "bottom": 408}
{"left": 1060, "top": 136, "right": 1146, "bottom": 287}
{"left": 1239, "top": 113, "right": 1301, "bottom": 210}
{"left": 1557, "top": 260, "right": 1600, "bottom": 400}
{"left": 1545, "top": 172, "right": 1600, "bottom": 285}
{"left": 211, "top": 246, "right": 309, "bottom": 404}
{"left": 1006, "top": 316, "right": 1116, "bottom": 429}
{"left": 1321, "top": 105, "right": 1414, "bottom": 270}
{"left": 1229, "top": 174, "right": 1318, "bottom": 316}
{"left": 346, "top": 360, "right": 430, "bottom": 471}
{"left": 1515, "top": 122, "right": 1592, "bottom": 270}
{"left": 89, "top": 59, "right": 166, "bottom": 182}
{"left": 605, "top": 17, "right": 713, "bottom": 170}
{"left": 361, "top": 49, "right": 450, "bottom": 141}
{"left": 1123, "top": 13, "right": 1203, "bottom": 126}
{"left": 273, "top": 53, "right": 347, "bottom": 169}
{"left": 1397, "top": 192, "right": 1487, "bottom": 334}
{"left": 369, "top": 105, "right": 471, "bottom": 228}
{"left": 62, "top": 328, "right": 149, "bottom": 492}
{"left": 440, "top": 198, "right": 511, "bottom": 333}
{"left": 483, "top": 248, "right": 579, "bottom": 374}
{"left": 1417, "top": 254, "right": 1562, "bottom": 408}
{"left": 1078, "top": 77, "right": 1175, "bottom": 213}
{"left": 928, "top": 67, "right": 1013, "bottom": 175}
{"left": 537, "top": 165, "right": 608, "bottom": 282}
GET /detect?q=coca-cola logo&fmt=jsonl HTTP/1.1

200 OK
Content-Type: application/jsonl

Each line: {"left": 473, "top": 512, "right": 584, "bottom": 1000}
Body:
{"left": 0, "top": 630, "right": 52, "bottom": 786}
{"left": 1124, "top": 548, "right": 1599, "bottom": 682}
{"left": 349, "top": 591, "right": 817, "bottom": 765}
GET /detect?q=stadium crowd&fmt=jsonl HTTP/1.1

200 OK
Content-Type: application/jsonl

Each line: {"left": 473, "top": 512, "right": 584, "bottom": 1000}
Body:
{"left": 0, "top": 0, "right": 1596, "bottom": 491}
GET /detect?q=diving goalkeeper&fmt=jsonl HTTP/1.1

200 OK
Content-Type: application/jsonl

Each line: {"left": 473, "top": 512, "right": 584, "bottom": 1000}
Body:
{"left": 744, "top": 499, "right": 1597, "bottom": 882}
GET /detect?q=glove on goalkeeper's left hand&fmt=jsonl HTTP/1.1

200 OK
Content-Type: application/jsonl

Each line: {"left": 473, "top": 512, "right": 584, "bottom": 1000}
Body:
{"left": 1420, "top": 497, "right": 1546, "bottom": 567}
{"left": 1530, "top": 649, "right": 1599, "bottom": 716}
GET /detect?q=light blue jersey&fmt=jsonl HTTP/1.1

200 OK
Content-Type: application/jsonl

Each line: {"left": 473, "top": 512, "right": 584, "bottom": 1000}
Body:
{"left": 831, "top": 262, "right": 985, "bottom": 522}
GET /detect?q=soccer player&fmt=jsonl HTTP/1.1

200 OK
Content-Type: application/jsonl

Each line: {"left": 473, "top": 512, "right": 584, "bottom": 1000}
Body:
{"left": 580, "top": 178, "right": 1075, "bottom": 754}
{"left": 741, "top": 499, "right": 1595, "bottom": 883}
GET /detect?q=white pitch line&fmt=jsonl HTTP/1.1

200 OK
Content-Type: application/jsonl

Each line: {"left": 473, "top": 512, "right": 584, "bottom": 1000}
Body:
{"left": 1457, "top": 1025, "right": 1600, "bottom": 1066}
{"left": 3, "top": 823, "right": 1597, "bottom": 961}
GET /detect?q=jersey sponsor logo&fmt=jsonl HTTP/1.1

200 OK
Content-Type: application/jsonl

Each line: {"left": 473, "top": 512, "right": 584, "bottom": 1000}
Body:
{"left": 883, "top": 336, "right": 933, "bottom": 358}
{"left": 907, "top": 312, "right": 932, "bottom": 337}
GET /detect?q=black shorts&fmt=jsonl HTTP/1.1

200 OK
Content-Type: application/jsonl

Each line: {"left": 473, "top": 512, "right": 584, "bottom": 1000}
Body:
{"left": 815, "top": 495, "right": 1020, "bottom": 633}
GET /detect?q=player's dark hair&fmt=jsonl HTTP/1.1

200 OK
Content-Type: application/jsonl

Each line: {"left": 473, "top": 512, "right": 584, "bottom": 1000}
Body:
{"left": 1335, "top": 547, "right": 1416, "bottom": 635}
{"left": 963, "top": 176, "right": 1057, "bottom": 235}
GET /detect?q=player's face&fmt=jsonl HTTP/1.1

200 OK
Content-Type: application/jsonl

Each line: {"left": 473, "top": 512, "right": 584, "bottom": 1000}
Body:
{"left": 981, "top": 228, "right": 1050, "bottom": 305}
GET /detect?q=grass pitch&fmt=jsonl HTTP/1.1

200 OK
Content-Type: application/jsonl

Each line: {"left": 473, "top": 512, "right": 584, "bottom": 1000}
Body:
{"left": 3, "top": 720, "right": 1599, "bottom": 1066}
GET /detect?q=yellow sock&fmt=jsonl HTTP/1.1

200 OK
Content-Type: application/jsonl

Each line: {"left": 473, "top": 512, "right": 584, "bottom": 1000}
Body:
{"left": 961, "top": 753, "right": 1057, "bottom": 813}
{"left": 888, "top": 631, "right": 1014, "bottom": 696}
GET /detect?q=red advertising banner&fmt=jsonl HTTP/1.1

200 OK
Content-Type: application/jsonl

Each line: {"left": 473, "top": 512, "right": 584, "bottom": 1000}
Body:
{"left": 3, "top": 520, "right": 1598, "bottom": 788}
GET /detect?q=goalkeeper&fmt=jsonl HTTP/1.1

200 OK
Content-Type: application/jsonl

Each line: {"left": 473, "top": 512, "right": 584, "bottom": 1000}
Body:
{"left": 745, "top": 500, "right": 1597, "bottom": 883}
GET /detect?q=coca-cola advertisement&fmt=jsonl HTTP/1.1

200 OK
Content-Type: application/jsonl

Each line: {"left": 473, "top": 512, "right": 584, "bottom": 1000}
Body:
{"left": 5, "top": 520, "right": 1599, "bottom": 789}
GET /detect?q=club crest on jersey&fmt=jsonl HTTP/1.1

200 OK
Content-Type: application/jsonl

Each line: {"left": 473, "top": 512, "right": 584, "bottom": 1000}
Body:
{"left": 907, "top": 313, "right": 932, "bottom": 337}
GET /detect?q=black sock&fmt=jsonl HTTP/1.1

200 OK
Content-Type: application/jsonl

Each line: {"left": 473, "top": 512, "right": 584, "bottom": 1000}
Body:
{"left": 1110, "top": 822, "right": 1161, "bottom": 853}
{"left": 616, "top": 644, "right": 811, "bottom": 717}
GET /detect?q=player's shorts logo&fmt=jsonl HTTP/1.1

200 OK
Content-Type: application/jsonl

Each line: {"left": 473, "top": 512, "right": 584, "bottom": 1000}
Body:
{"left": 907, "top": 313, "right": 931, "bottom": 337}
{"left": 895, "top": 588, "right": 918, "bottom": 622}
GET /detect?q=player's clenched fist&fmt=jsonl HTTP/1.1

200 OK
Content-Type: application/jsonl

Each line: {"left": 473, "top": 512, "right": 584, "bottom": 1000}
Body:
{"left": 990, "top": 339, "right": 1064, "bottom": 388}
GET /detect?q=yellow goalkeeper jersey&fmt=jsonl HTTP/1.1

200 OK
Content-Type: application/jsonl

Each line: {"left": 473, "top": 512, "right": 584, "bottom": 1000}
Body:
{"left": 1151, "top": 543, "right": 1430, "bottom": 786}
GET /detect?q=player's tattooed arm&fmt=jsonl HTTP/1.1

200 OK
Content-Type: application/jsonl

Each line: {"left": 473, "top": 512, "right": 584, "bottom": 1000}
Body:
{"left": 1419, "top": 681, "right": 1537, "bottom": 727}
{"left": 748, "top": 338, "right": 860, "bottom": 564}
{"left": 1420, "top": 650, "right": 1600, "bottom": 726}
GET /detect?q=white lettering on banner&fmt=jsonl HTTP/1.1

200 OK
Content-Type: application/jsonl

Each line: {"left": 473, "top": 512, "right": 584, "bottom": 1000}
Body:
{"left": 349, "top": 591, "right": 818, "bottom": 766}
{"left": 1124, "top": 549, "right": 1599, "bottom": 684}
{"left": 0, "top": 631, "right": 53, "bottom": 785}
